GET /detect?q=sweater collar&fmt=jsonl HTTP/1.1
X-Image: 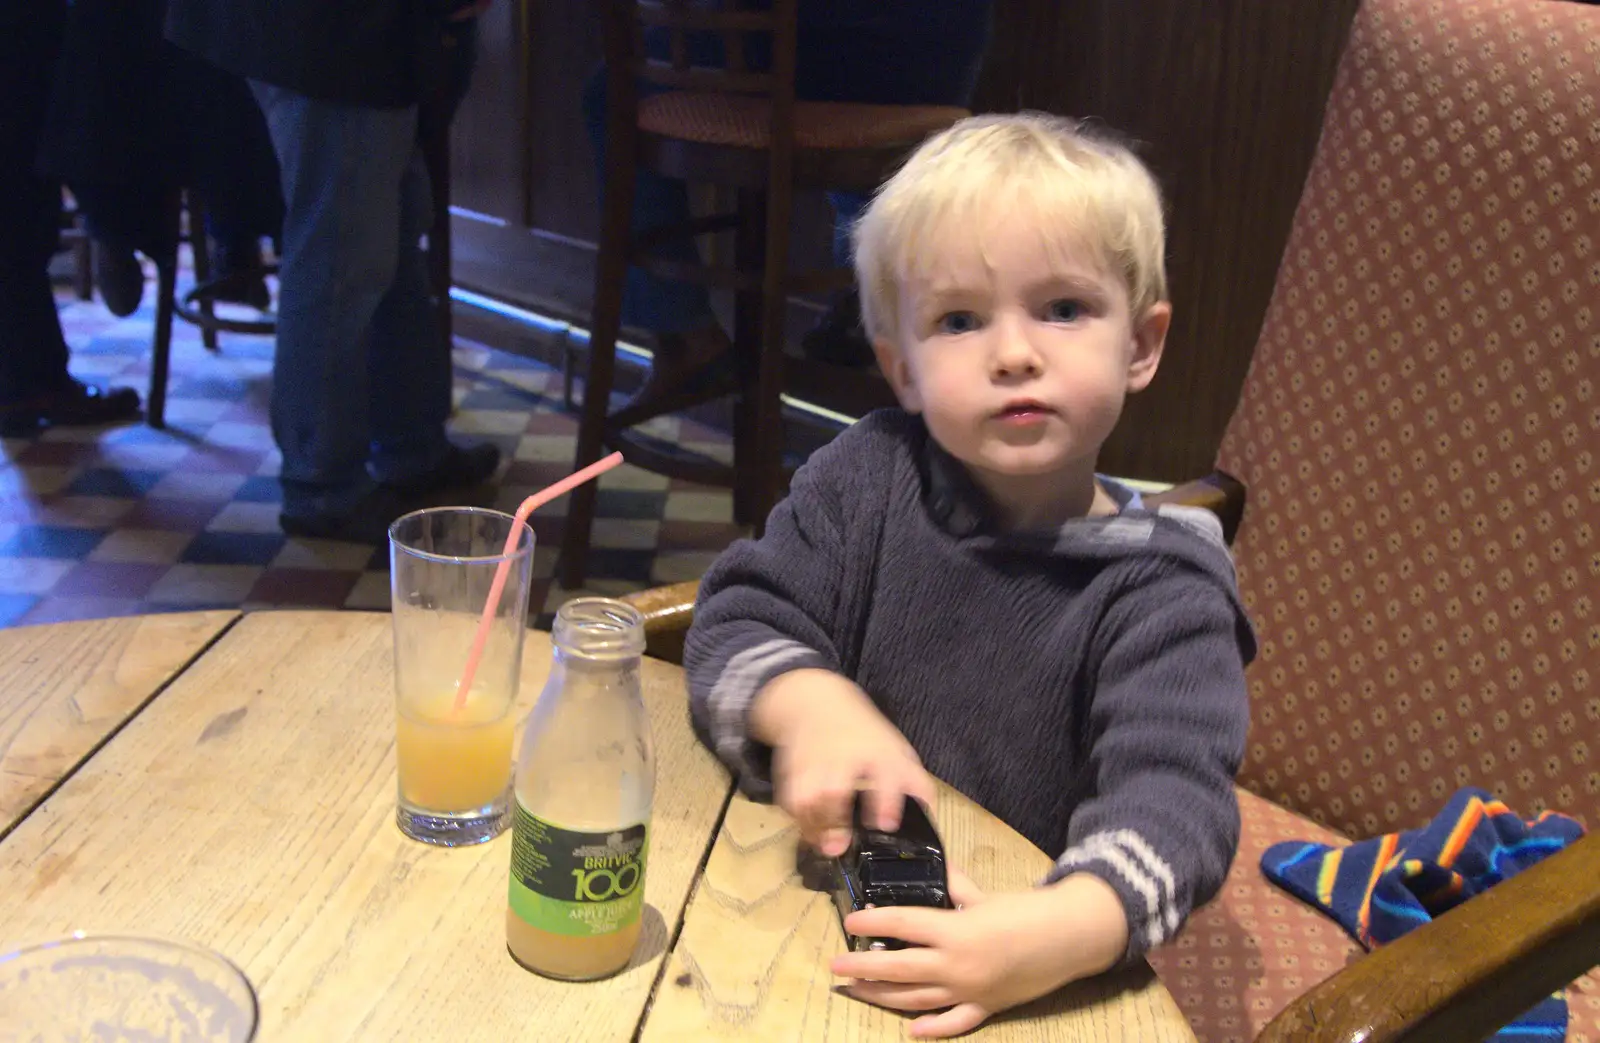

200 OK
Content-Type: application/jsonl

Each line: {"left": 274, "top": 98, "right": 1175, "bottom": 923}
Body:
{"left": 919, "top": 431, "right": 1144, "bottom": 540}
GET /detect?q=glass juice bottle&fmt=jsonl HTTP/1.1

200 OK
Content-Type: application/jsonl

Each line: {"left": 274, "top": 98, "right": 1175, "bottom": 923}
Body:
{"left": 507, "top": 598, "right": 655, "bottom": 980}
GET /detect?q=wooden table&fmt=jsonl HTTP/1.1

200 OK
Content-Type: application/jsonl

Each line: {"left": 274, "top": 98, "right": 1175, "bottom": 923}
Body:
{"left": 0, "top": 610, "right": 1196, "bottom": 1042}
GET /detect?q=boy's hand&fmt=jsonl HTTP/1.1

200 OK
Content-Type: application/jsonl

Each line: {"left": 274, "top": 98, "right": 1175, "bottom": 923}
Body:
{"left": 749, "top": 669, "right": 936, "bottom": 857}
{"left": 832, "top": 870, "right": 1129, "bottom": 1039}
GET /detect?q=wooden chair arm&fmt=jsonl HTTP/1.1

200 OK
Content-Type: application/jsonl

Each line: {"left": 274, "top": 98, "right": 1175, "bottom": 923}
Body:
{"left": 1257, "top": 830, "right": 1600, "bottom": 1043}
{"left": 1142, "top": 470, "right": 1247, "bottom": 545}
{"left": 621, "top": 580, "right": 701, "bottom": 666}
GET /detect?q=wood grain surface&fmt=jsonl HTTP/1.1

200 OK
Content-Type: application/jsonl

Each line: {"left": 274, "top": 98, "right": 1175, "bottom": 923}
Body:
{"left": 0, "top": 611, "right": 237, "bottom": 833}
{"left": 642, "top": 788, "right": 1198, "bottom": 1042}
{"left": 0, "top": 611, "right": 730, "bottom": 1042}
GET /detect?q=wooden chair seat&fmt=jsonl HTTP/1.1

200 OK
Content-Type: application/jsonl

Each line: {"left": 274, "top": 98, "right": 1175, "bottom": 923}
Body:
{"left": 1146, "top": 789, "right": 1364, "bottom": 1042}
{"left": 639, "top": 92, "right": 969, "bottom": 152}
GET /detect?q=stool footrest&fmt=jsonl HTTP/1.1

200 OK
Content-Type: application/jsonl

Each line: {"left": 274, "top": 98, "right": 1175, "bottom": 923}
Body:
{"left": 175, "top": 267, "right": 279, "bottom": 337}
{"left": 609, "top": 428, "right": 736, "bottom": 488}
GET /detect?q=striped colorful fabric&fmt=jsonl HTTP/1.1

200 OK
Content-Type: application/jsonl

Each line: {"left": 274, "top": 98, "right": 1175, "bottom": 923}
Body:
{"left": 1262, "top": 787, "right": 1585, "bottom": 1040}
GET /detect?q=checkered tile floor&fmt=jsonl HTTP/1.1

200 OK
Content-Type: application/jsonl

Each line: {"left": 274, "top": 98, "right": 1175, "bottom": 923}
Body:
{"left": 0, "top": 268, "right": 744, "bottom": 629}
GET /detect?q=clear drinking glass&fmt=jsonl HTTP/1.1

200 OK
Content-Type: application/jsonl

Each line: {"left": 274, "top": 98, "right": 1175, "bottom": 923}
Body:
{"left": 389, "top": 507, "right": 534, "bottom": 846}
{"left": 0, "top": 933, "right": 258, "bottom": 1042}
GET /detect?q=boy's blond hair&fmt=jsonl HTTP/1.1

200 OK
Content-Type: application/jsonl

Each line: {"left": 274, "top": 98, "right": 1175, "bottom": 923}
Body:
{"left": 852, "top": 113, "right": 1169, "bottom": 345}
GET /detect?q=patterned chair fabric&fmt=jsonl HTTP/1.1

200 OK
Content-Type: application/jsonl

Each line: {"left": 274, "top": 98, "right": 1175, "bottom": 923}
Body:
{"left": 1149, "top": 0, "right": 1600, "bottom": 1038}
{"left": 1146, "top": 790, "right": 1365, "bottom": 1043}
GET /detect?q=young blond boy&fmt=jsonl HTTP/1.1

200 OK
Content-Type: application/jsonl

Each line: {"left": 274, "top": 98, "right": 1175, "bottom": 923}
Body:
{"left": 684, "top": 113, "right": 1254, "bottom": 1038}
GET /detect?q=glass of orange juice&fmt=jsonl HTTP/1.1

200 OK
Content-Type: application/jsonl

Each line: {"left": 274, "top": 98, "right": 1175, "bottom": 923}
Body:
{"left": 389, "top": 506, "right": 534, "bottom": 846}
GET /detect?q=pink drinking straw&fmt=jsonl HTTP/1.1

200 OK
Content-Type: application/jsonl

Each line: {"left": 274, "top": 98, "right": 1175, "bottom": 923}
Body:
{"left": 451, "top": 451, "right": 625, "bottom": 712}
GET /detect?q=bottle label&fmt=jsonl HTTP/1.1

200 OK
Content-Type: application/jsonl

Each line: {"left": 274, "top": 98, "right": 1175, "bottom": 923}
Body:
{"left": 508, "top": 802, "right": 648, "bottom": 937}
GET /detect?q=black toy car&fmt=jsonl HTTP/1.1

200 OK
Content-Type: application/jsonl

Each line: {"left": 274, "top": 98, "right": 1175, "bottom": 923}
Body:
{"left": 831, "top": 795, "right": 952, "bottom": 951}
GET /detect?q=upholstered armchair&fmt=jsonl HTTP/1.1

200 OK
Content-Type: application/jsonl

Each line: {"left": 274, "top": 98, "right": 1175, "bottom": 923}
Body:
{"left": 619, "top": 0, "right": 1600, "bottom": 1038}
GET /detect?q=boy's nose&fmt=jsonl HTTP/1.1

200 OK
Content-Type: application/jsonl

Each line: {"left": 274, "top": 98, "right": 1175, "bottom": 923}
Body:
{"left": 990, "top": 328, "right": 1043, "bottom": 379}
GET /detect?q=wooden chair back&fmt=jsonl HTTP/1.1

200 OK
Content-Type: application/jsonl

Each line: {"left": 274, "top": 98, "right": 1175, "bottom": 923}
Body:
{"left": 599, "top": 0, "right": 801, "bottom": 128}
{"left": 1214, "top": 0, "right": 1600, "bottom": 838}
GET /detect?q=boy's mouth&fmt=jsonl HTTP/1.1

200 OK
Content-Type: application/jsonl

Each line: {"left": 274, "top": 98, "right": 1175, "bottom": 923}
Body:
{"left": 992, "top": 400, "right": 1055, "bottom": 425}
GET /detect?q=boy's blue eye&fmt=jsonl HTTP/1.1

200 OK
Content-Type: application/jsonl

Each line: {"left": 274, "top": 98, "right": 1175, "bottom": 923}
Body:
{"left": 1047, "top": 299, "right": 1084, "bottom": 322}
{"left": 935, "top": 311, "right": 981, "bottom": 335}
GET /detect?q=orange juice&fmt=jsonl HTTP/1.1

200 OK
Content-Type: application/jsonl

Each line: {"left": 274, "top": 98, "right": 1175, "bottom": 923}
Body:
{"left": 396, "top": 689, "right": 514, "bottom": 812}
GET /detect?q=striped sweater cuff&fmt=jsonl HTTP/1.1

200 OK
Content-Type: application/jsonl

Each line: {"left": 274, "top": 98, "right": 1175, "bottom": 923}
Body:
{"left": 704, "top": 637, "right": 828, "bottom": 795}
{"left": 1048, "top": 830, "right": 1183, "bottom": 959}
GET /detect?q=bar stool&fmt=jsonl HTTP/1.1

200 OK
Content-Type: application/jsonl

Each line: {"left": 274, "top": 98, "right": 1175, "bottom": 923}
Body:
{"left": 558, "top": 0, "right": 968, "bottom": 587}
{"left": 148, "top": 191, "right": 277, "bottom": 429}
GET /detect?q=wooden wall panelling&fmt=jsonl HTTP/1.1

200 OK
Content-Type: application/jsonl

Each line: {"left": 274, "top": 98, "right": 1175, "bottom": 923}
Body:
{"left": 450, "top": 0, "right": 530, "bottom": 225}
{"left": 974, "top": 0, "right": 1361, "bottom": 478}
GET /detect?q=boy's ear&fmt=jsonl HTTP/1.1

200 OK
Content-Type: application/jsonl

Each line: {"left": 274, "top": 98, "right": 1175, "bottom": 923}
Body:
{"left": 1126, "top": 302, "right": 1171, "bottom": 394}
{"left": 873, "top": 336, "right": 923, "bottom": 413}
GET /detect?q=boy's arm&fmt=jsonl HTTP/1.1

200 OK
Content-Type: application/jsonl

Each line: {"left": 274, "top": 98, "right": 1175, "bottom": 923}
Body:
{"left": 683, "top": 458, "right": 847, "bottom": 797}
{"left": 1049, "top": 561, "right": 1252, "bottom": 964}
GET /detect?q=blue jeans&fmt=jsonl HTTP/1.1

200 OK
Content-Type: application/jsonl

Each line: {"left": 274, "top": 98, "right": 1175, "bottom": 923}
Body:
{"left": 247, "top": 19, "right": 477, "bottom": 518}
{"left": 252, "top": 82, "right": 451, "bottom": 517}
{"left": 583, "top": 0, "right": 995, "bottom": 334}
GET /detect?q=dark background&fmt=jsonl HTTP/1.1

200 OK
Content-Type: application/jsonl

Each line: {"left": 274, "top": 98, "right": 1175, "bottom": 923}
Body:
{"left": 447, "top": 0, "right": 1365, "bottom": 481}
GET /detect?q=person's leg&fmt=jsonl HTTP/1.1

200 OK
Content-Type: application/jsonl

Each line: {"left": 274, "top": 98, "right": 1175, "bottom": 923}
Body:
{"left": 364, "top": 144, "right": 456, "bottom": 484}
{"left": 803, "top": 1, "right": 993, "bottom": 238}
{"left": 581, "top": 68, "right": 717, "bottom": 338}
{"left": 68, "top": 179, "right": 166, "bottom": 317}
{"left": 184, "top": 55, "right": 282, "bottom": 310}
{"left": 0, "top": 2, "right": 72, "bottom": 408}
{"left": 250, "top": 80, "right": 418, "bottom": 521}
{"left": 0, "top": 180, "right": 74, "bottom": 409}
{"left": 798, "top": 1, "right": 995, "bottom": 364}
{"left": 0, "top": 1, "right": 138, "bottom": 433}
{"left": 195, "top": 170, "right": 276, "bottom": 314}
{"left": 200, "top": 217, "right": 272, "bottom": 311}
{"left": 582, "top": 40, "right": 735, "bottom": 401}
{"left": 367, "top": 18, "right": 499, "bottom": 490}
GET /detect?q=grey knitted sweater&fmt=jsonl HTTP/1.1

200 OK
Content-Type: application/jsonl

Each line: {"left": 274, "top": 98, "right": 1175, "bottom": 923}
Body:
{"left": 684, "top": 410, "right": 1255, "bottom": 959}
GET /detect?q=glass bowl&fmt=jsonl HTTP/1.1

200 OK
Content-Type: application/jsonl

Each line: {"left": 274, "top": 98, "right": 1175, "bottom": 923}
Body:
{"left": 0, "top": 933, "right": 258, "bottom": 1042}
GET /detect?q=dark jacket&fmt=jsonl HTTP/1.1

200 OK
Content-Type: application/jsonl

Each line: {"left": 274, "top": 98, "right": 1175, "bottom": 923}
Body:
{"left": 36, "top": 0, "right": 281, "bottom": 255}
{"left": 164, "top": 0, "right": 465, "bottom": 108}
{"left": 42, "top": 0, "right": 273, "bottom": 188}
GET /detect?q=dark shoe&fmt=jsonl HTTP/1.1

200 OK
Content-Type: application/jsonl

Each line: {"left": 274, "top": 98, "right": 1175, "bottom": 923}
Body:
{"left": 280, "top": 486, "right": 423, "bottom": 545}
{"left": 210, "top": 238, "right": 272, "bottom": 311}
{"left": 381, "top": 442, "right": 502, "bottom": 496}
{"left": 800, "top": 289, "right": 875, "bottom": 368}
{"left": 0, "top": 381, "right": 141, "bottom": 438}
{"left": 93, "top": 242, "right": 146, "bottom": 317}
